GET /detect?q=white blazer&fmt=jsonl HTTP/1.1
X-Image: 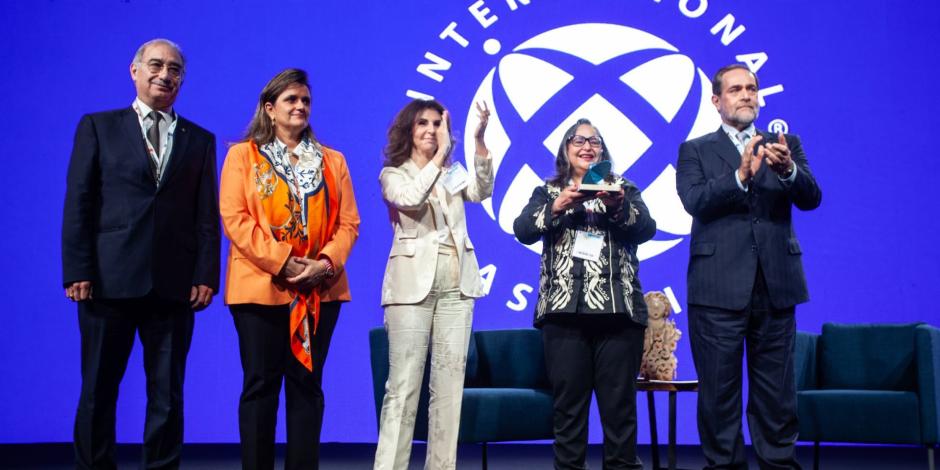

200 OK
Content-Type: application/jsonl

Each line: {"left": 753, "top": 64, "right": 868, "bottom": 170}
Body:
{"left": 380, "top": 155, "right": 493, "bottom": 306}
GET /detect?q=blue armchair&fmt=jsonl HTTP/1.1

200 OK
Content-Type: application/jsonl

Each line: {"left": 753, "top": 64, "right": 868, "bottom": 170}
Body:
{"left": 369, "top": 327, "right": 554, "bottom": 469}
{"left": 794, "top": 323, "right": 940, "bottom": 470}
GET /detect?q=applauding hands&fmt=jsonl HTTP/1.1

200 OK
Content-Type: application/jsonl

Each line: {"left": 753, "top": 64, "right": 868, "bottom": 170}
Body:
{"left": 764, "top": 133, "right": 795, "bottom": 177}
{"left": 738, "top": 132, "right": 795, "bottom": 185}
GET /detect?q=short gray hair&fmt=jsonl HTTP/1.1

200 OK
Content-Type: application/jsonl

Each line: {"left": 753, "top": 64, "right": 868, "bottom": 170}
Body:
{"left": 132, "top": 38, "right": 186, "bottom": 74}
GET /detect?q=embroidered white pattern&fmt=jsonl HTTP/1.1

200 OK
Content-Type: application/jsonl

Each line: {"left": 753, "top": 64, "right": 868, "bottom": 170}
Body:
{"left": 548, "top": 230, "right": 574, "bottom": 311}
{"left": 618, "top": 246, "right": 636, "bottom": 317}
{"left": 533, "top": 181, "right": 642, "bottom": 316}
{"left": 582, "top": 227, "right": 611, "bottom": 310}
{"left": 534, "top": 203, "right": 547, "bottom": 231}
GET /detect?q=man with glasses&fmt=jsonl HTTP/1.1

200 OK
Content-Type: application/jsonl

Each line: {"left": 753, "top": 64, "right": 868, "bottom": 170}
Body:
{"left": 676, "top": 64, "right": 822, "bottom": 469}
{"left": 62, "top": 38, "right": 219, "bottom": 469}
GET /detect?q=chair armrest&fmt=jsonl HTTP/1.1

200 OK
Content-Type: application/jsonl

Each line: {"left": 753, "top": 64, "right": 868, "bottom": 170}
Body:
{"left": 917, "top": 324, "right": 940, "bottom": 444}
{"left": 794, "top": 331, "right": 818, "bottom": 391}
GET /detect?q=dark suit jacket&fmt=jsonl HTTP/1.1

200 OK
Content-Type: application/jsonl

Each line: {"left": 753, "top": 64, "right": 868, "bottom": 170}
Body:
{"left": 62, "top": 107, "right": 220, "bottom": 303}
{"left": 676, "top": 127, "right": 821, "bottom": 311}
{"left": 513, "top": 177, "right": 657, "bottom": 326}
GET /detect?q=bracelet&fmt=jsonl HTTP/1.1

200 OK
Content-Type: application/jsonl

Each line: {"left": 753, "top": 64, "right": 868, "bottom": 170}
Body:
{"left": 322, "top": 258, "right": 335, "bottom": 279}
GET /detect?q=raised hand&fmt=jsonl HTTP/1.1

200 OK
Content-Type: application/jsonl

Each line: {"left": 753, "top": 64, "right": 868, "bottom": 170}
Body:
{"left": 474, "top": 101, "right": 490, "bottom": 157}
{"left": 764, "top": 132, "right": 794, "bottom": 176}
{"left": 435, "top": 109, "right": 452, "bottom": 159}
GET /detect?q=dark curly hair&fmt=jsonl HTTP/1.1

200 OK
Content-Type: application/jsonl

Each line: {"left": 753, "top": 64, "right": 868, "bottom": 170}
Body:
{"left": 547, "top": 118, "right": 614, "bottom": 187}
{"left": 383, "top": 99, "right": 455, "bottom": 168}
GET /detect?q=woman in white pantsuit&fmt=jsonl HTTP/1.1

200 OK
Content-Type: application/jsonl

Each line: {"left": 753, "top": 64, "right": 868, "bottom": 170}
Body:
{"left": 373, "top": 99, "right": 492, "bottom": 470}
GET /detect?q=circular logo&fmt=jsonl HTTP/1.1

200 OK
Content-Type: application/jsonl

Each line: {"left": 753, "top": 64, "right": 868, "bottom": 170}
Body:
{"left": 402, "top": 4, "right": 790, "bottom": 313}
{"left": 461, "top": 23, "right": 720, "bottom": 260}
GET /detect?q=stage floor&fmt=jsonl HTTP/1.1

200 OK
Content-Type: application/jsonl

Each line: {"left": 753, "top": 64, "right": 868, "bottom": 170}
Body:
{"left": 0, "top": 442, "right": 930, "bottom": 469}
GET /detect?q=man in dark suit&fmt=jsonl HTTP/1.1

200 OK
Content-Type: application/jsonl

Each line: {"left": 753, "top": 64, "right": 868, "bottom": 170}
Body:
{"left": 62, "top": 38, "right": 219, "bottom": 470}
{"left": 676, "top": 64, "right": 822, "bottom": 470}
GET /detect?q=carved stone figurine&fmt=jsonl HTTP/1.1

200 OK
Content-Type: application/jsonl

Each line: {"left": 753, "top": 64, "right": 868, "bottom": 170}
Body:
{"left": 640, "top": 291, "right": 682, "bottom": 380}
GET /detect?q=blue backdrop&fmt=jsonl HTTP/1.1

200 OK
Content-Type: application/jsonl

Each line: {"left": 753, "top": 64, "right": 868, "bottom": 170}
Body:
{"left": 2, "top": 0, "right": 938, "bottom": 445}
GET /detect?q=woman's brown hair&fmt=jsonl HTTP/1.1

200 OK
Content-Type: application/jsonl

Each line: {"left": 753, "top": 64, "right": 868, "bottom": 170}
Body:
{"left": 243, "top": 68, "right": 316, "bottom": 145}
{"left": 383, "top": 99, "right": 454, "bottom": 167}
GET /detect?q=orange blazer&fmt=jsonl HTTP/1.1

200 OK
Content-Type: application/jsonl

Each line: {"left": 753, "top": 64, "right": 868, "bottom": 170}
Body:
{"left": 219, "top": 141, "right": 360, "bottom": 305}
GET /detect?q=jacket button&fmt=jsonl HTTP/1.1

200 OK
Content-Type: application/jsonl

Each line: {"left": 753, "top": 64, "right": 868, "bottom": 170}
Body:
{"left": 752, "top": 217, "right": 760, "bottom": 224}
{"left": 751, "top": 244, "right": 758, "bottom": 252}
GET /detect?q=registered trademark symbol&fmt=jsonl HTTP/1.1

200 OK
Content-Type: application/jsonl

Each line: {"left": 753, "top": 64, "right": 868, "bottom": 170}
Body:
{"left": 768, "top": 118, "right": 789, "bottom": 134}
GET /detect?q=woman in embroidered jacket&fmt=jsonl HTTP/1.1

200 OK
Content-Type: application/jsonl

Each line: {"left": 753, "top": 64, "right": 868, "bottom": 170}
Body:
{"left": 373, "top": 99, "right": 492, "bottom": 470}
{"left": 513, "top": 118, "right": 656, "bottom": 470}
{"left": 219, "top": 68, "right": 360, "bottom": 469}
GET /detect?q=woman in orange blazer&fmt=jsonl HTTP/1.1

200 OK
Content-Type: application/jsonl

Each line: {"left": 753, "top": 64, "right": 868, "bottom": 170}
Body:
{"left": 219, "top": 68, "right": 360, "bottom": 469}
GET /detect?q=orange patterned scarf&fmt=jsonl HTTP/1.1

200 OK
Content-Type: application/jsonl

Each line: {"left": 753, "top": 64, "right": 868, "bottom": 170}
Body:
{"left": 249, "top": 140, "right": 339, "bottom": 371}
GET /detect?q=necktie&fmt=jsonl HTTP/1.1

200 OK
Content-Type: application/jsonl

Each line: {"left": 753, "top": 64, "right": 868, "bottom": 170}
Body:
{"left": 147, "top": 111, "right": 162, "bottom": 157}
{"left": 736, "top": 131, "right": 750, "bottom": 155}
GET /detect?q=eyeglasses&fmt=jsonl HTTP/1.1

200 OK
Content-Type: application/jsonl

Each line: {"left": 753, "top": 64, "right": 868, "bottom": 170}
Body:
{"left": 143, "top": 60, "right": 183, "bottom": 79}
{"left": 568, "top": 135, "right": 602, "bottom": 148}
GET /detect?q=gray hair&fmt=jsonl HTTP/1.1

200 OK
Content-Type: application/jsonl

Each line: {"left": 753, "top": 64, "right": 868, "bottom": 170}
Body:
{"left": 132, "top": 38, "right": 186, "bottom": 75}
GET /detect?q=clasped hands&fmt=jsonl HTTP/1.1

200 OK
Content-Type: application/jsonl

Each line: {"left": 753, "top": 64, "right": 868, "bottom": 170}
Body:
{"left": 738, "top": 132, "right": 795, "bottom": 184}
{"left": 279, "top": 256, "right": 331, "bottom": 293}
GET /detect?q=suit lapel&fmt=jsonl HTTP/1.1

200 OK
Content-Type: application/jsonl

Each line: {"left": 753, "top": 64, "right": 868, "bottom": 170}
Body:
{"left": 403, "top": 159, "right": 453, "bottom": 227}
{"left": 120, "top": 108, "right": 157, "bottom": 186}
{"left": 158, "top": 115, "right": 190, "bottom": 190}
{"left": 709, "top": 127, "right": 743, "bottom": 171}
{"left": 401, "top": 158, "right": 420, "bottom": 179}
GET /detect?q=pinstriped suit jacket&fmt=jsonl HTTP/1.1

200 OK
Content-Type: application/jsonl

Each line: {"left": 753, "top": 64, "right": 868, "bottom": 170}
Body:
{"left": 676, "top": 127, "right": 821, "bottom": 311}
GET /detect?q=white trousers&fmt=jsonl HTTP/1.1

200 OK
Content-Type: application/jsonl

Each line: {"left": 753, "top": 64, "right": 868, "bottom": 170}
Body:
{"left": 374, "top": 251, "right": 474, "bottom": 470}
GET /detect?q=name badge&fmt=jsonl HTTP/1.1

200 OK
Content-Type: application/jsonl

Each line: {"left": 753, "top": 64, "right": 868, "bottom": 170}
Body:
{"left": 572, "top": 230, "right": 604, "bottom": 262}
{"left": 442, "top": 162, "right": 469, "bottom": 195}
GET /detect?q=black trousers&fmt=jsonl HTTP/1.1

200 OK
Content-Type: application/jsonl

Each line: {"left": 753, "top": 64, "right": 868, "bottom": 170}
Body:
{"left": 74, "top": 295, "right": 194, "bottom": 470}
{"left": 230, "top": 301, "right": 340, "bottom": 470}
{"left": 689, "top": 268, "right": 801, "bottom": 470}
{"left": 541, "top": 317, "right": 645, "bottom": 470}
